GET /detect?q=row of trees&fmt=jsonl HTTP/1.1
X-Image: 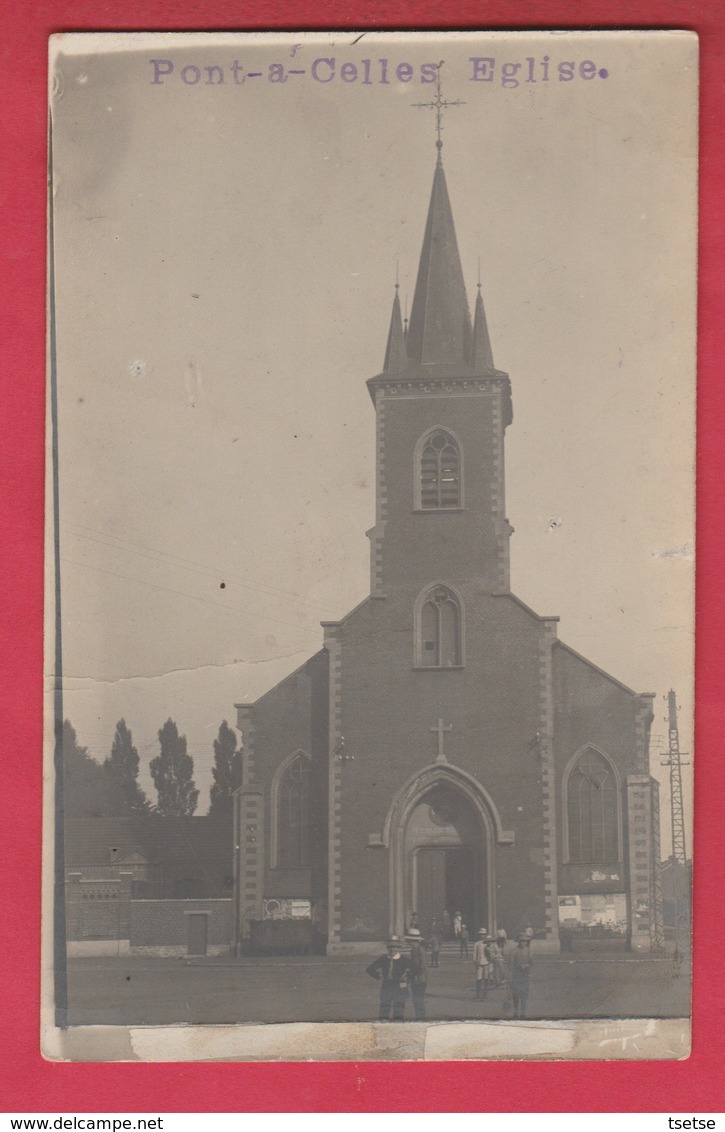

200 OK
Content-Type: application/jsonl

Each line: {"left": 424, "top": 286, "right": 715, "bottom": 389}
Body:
{"left": 61, "top": 717, "right": 241, "bottom": 820}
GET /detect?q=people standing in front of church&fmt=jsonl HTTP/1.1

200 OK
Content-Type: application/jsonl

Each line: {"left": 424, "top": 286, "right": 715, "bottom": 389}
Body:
{"left": 510, "top": 934, "right": 532, "bottom": 1019}
{"left": 429, "top": 929, "right": 441, "bottom": 967}
{"left": 406, "top": 928, "right": 428, "bottom": 1021}
{"left": 459, "top": 922, "right": 470, "bottom": 958}
{"left": 366, "top": 936, "right": 411, "bottom": 1022}
{"left": 453, "top": 911, "right": 462, "bottom": 940}
{"left": 473, "top": 929, "right": 490, "bottom": 1000}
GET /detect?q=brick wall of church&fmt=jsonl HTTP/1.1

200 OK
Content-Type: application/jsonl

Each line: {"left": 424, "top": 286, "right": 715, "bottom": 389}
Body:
{"left": 246, "top": 652, "right": 329, "bottom": 909}
{"left": 375, "top": 391, "right": 508, "bottom": 597}
{"left": 332, "top": 591, "right": 553, "bottom": 943}
{"left": 553, "top": 644, "right": 650, "bottom": 938}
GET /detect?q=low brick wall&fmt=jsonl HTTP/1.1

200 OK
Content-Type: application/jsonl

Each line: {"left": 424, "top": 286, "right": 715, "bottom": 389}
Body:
{"left": 130, "top": 898, "right": 232, "bottom": 955}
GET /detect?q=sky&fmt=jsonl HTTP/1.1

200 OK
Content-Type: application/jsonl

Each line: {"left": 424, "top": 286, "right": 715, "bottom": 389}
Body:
{"left": 48, "top": 31, "right": 697, "bottom": 848}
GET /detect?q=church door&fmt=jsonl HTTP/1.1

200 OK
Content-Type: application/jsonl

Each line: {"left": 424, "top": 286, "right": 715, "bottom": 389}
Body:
{"left": 416, "top": 845, "right": 476, "bottom": 937}
{"left": 416, "top": 847, "right": 446, "bottom": 932}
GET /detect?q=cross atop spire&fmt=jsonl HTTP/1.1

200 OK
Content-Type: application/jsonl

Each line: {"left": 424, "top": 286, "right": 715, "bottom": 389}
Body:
{"left": 413, "top": 61, "right": 466, "bottom": 162}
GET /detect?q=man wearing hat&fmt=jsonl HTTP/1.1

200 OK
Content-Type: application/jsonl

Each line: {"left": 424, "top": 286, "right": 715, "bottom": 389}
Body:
{"left": 510, "top": 934, "right": 533, "bottom": 1019}
{"left": 405, "top": 927, "right": 428, "bottom": 1021}
{"left": 472, "top": 929, "right": 491, "bottom": 1001}
{"left": 365, "top": 935, "right": 412, "bottom": 1022}
{"left": 487, "top": 935, "right": 505, "bottom": 987}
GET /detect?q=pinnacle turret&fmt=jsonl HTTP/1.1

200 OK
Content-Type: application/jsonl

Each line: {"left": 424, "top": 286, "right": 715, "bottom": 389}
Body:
{"left": 383, "top": 286, "right": 409, "bottom": 374}
{"left": 471, "top": 283, "right": 495, "bottom": 372}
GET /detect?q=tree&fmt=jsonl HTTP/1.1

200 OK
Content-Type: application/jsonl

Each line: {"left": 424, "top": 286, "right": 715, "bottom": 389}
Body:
{"left": 149, "top": 718, "right": 199, "bottom": 817}
{"left": 61, "top": 718, "right": 115, "bottom": 818}
{"left": 105, "top": 719, "right": 150, "bottom": 816}
{"left": 208, "top": 720, "right": 242, "bottom": 818}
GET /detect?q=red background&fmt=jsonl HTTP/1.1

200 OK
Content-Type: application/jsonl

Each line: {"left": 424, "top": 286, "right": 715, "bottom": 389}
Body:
{"left": 2, "top": 0, "right": 722, "bottom": 1113}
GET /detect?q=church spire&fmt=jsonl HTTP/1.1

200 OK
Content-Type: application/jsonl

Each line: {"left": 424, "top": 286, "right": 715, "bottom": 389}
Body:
{"left": 405, "top": 160, "right": 473, "bottom": 367}
{"left": 383, "top": 284, "right": 409, "bottom": 373}
{"left": 471, "top": 282, "right": 495, "bottom": 372}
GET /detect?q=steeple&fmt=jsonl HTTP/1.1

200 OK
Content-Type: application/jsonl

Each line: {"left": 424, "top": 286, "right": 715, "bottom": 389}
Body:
{"left": 471, "top": 282, "right": 495, "bottom": 372}
{"left": 405, "top": 160, "right": 473, "bottom": 368}
{"left": 383, "top": 285, "right": 409, "bottom": 373}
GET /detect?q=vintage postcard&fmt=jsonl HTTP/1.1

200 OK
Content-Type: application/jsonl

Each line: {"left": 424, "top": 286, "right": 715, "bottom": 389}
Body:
{"left": 45, "top": 30, "right": 696, "bottom": 1061}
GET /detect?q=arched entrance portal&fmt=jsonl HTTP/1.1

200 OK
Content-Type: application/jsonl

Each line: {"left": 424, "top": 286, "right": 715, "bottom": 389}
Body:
{"left": 384, "top": 765, "right": 512, "bottom": 940}
{"left": 408, "top": 784, "right": 484, "bottom": 938}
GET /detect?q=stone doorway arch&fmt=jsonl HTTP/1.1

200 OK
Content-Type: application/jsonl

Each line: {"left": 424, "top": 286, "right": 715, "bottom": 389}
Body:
{"left": 382, "top": 764, "right": 514, "bottom": 939}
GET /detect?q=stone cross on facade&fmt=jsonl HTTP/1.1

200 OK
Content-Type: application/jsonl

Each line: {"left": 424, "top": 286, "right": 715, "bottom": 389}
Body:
{"left": 430, "top": 718, "right": 453, "bottom": 764}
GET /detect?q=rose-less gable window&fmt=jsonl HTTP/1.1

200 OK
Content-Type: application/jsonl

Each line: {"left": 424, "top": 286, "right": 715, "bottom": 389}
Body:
{"left": 416, "top": 584, "right": 462, "bottom": 667}
{"left": 566, "top": 748, "right": 620, "bottom": 863}
{"left": 418, "top": 429, "right": 461, "bottom": 509}
{"left": 274, "top": 751, "right": 312, "bottom": 869}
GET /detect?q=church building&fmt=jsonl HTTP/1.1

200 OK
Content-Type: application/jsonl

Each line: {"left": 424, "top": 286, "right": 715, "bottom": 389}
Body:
{"left": 231, "top": 136, "right": 660, "bottom": 956}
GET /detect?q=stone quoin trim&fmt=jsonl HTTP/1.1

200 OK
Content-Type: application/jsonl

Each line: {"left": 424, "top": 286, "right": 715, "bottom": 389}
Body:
{"left": 377, "top": 392, "right": 388, "bottom": 524}
{"left": 234, "top": 703, "right": 256, "bottom": 786}
{"left": 368, "top": 392, "right": 388, "bottom": 598}
{"left": 625, "top": 774, "right": 658, "bottom": 949}
{"left": 537, "top": 618, "right": 559, "bottom": 942}
{"left": 322, "top": 622, "right": 344, "bottom": 947}
{"left": 489, "top": 390, "right": 510, "bottom": 591}
{"left": 232, "top": 783, "right": 264, "bottom": 950}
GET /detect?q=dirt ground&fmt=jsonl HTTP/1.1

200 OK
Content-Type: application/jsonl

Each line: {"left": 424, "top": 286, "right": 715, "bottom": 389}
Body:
{"left": 64, "top": 949, "right": 691, "bottom": 1027}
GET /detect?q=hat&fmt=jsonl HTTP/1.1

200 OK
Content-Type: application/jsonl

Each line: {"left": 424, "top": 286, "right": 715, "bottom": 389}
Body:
{"left": 477, "top": 928, "right": 487, "bottom": 937}
{"left": 387, "top": 935, "right": 402, "bottom": 947}
{"left": 405, "top": 928, "right": 422, "bottom": 939}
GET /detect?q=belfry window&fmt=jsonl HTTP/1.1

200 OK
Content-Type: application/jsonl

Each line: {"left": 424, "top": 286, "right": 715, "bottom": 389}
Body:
{"left": 419, "top": 429, "right": 461, "bottom": 509}
{"left": 566, "top": 749, "right": 619, "bottom": 862}
{"left": 277, "top": 753, "right": 311, "bottom": 869}
{"left": 417, "top": 585, "right": 462, "bottom": 667}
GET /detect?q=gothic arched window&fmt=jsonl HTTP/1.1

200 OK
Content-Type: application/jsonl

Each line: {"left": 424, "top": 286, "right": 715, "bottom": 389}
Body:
{"left": 276, "top": 753, "right": 311, "bottom": 869}
{"left": 566, "top": 748, "right": 619, "bottom": 862}
{"left": 419, "top": 429, "right": 461, "bottom": 509}
{"left": 417, "top": 585, "right": 462, "bottom": 667}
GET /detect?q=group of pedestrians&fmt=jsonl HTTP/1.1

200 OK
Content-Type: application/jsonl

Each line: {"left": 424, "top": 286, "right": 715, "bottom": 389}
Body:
{"left": 365, "top": 923, "right": 533, "bottom": 1022}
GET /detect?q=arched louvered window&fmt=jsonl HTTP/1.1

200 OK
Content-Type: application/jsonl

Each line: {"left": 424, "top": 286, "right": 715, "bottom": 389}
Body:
{"left": 277, "top": 753, "right": 311, "bottom": 868}
{"left": 419, "top": 429, "right": 461, "bottom": 509}
{"left": 566, "top": 749, "right": 619, "bottom": 862}
{"left": 417, "top": 585, "right": 462, "bottom": 667}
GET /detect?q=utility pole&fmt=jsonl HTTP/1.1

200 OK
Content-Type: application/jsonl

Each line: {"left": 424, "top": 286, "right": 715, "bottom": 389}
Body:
{"left": 661, "top": 689, "right": 690, "bottom": 956}
{"left": 649, "top": 771, "right": 665, "bottom": 952}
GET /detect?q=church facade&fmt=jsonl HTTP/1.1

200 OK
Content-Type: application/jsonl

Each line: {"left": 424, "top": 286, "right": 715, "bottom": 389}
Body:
{"left": 231, "top": 147, "right": 660, "bottom": 955}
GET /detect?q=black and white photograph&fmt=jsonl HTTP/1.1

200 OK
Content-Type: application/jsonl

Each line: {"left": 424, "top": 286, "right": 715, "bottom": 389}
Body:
{"left": 46, "top": 30, "right": 696, "bottom": 1061}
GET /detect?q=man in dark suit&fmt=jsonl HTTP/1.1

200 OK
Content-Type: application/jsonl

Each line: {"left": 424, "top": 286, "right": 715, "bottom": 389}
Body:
{"left": 406, "top": 928, "right": 428, "bottom": 1020}
{"left": 366, "top": 936, "right": 412, "bottom": 1021}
